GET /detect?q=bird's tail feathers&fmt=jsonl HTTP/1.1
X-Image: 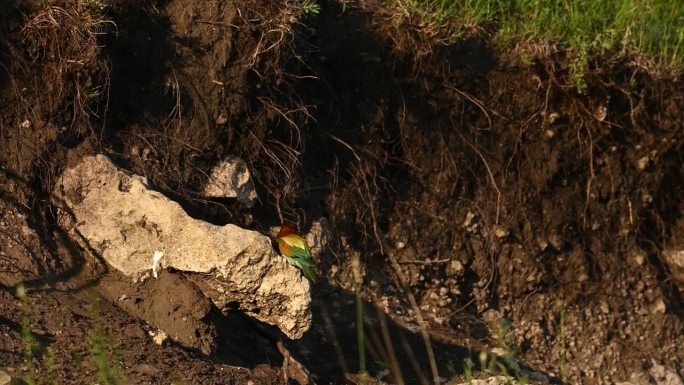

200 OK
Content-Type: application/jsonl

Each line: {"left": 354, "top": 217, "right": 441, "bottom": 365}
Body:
{"left": 281, "top": 255, "right": 316, "bottom": 282}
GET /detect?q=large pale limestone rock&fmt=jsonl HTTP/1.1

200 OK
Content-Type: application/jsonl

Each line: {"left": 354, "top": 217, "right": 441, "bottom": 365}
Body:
{"left": 54, "top": 155, "right": 311, "bottom": 339}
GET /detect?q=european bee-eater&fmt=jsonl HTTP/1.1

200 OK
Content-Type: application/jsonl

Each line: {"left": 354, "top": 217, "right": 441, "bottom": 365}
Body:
{"left": 275, "top": 222, "right": 316, "bottom": 282}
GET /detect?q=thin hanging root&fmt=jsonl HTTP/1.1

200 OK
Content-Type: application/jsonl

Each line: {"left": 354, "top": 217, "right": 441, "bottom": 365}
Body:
{"left": 458, "top": 132, "right": 502, "bottom": 225}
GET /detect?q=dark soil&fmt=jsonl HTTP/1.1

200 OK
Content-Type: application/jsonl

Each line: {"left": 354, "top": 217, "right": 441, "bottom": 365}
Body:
{"left": 1, "top": 0, "right": 683, "bottom": 384}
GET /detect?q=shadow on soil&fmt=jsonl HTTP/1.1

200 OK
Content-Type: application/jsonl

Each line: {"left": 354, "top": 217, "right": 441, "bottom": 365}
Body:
{"left": 0, "top": 167, "right": 114, "bottom": 292}
{"left": 211, "top": 279, "right": 557, "bottom": 384}
{"left": 99, "top": 2, "right": 181, "bottom": 145}
{"left": 214, "top": 281, "right": 476, "bottom": 384}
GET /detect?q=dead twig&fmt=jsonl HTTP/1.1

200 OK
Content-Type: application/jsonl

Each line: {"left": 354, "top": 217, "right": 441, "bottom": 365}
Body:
{"left": 457, "top": 131, "right": 502, "bottom": 225}
{"left": 380, "top": 237, "right": 441, "bottom": 385}
{"left": 277, "top": 341, "right": 312, "bottom": 385}
{"left": 398, "top": 259, "right": 450, "bottom": 265}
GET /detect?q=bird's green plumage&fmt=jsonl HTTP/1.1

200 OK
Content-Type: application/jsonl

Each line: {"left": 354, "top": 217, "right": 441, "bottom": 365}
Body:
{"left": 276, "top": 234, "right": 316, "bottom": 282}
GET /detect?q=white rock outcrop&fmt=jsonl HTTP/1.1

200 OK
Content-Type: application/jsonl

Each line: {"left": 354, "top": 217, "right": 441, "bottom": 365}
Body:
{"left": 203, "top": 156, "right": 257, "bottom": 207}
{"left": 54, "top": 155, "right": 310, "bottom": 339}
{"left": 305, "top": 218, "right": 332, "bottom": 258}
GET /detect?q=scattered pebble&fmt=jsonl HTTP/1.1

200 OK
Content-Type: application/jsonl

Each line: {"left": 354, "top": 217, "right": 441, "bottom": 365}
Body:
{"left": 633, "top": 252, "right": 646, "bottom": 266}
{"left": 494, "top": 226, "right": 509, "bottom": 239}
{"left": 449, "top": 260, "right": 464, "bottom": 274}
{"left": 652, "top": 298, "right": 666, "bottom": 314}
{"left": 538, "top": 238, "right": 549, "bottom": 251}
{"left": 595, "top": 104, "right": 607, "bottom": 121}
{"left": 0, "top": 369, "right": 12, "bottom": 385}
{"left": 150, "top": 329, "right": 168, "bottom": 345}
{"left": 375, "top": 369, "right": 390, "bottom": 379}
{"left": 463, "top": 211, "right": 476, "bottom": 228}
{"left": 549, "top": 234, "right": 563, "bottom": 250}
{"left": 548, "top": 112, "right": 560, "bottom": 124}
{"left": 648, "top": 360, "right": 684, "bottom": 385}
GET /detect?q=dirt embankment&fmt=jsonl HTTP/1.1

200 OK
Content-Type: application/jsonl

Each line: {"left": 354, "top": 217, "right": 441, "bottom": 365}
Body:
{"left": 1, "top": 1, "right": 683, "bottom": 384}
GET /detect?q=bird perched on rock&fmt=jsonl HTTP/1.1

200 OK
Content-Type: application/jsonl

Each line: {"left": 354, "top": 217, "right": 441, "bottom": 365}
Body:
{"left": 275, "top": 222, "right": 316, "bottom": 282}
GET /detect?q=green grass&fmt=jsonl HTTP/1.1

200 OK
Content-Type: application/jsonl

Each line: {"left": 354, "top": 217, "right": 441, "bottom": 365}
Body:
{"left": 392, "top": 0, "right": 684, "bottom": 90}
{"left": 87, "top": 293, "right": 125, "bottom": 385}
{"left": 300, "top": 0, "right": 321, "bottom": 15}
{"left": 17, "top": 284, "right": 37, "bottom": 385}
{"left": 14, "top": 283, "right": 125, "bottom": 385}
{"left": 559, "top": 306, "right": 567, "bottom": 385}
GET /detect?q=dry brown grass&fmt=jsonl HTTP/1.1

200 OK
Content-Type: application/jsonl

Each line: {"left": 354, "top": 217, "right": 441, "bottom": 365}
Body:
{"left": 3, "top": 0, "right": 113, "bottom": 138}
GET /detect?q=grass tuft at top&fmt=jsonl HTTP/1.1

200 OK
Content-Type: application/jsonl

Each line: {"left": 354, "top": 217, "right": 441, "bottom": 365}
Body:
{"left": 391, "top": 0, "right": 684, "bottom": 89}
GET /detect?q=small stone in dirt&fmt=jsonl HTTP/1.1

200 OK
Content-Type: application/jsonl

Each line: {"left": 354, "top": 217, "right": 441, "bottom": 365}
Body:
{"left": 150, "top": 329, "right": 168, "bottom": 345}
{"left": 652, "top": 298, "right": 666, "bottom": 314}
{"left": 648, "top": 360, "right": 684, "bottom": 385}
{"left": 375, "top": 369, "right": 389, "bottom": 380}
{"left": 662, "top": 249, "right": 684, "bottom": 292}
{"left": 305, "top": 218, "right": 332, "bottom": 257}
{"left": 549, "top": 233, "right": 564, "bottom": 250}
{"left": 595, "top": 104, "right": 607, "bottom": 121}
{"left": 203, "top": 155, "right": 257, "bottom": 206}
{"left": 449, "top": 259, "right": 464, "bottom": 275}
{"left": 0, "top": 369, "right": 12, "bottom": 385}
{"left": 548, "top": 112, "right": 560, "bottom": 124}
{"left": 637, "top": 156, "right": 650, "bottom": 170}
{"left": 538, "top": 238, "right": 549, "bottom": 251}
{"left": 463, "top": 211, "right": 475, "bottom": 228}
{"left": 494, "top": 226, "right": 509, "bottom": 239}
{"left": 482, "top": 309, "right": 501, "bottom": 326}
{"left": 633, "top": 252, "right": 646, "bottom": 266}
{"left": 600, "top": 301, "right": 610, "bottom": 314}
